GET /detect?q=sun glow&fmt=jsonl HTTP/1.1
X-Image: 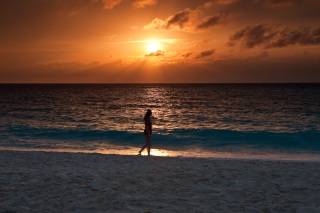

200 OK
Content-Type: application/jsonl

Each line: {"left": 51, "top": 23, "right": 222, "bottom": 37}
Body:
{"left": 146, "top": 40, "right": 162, "bottom": 54}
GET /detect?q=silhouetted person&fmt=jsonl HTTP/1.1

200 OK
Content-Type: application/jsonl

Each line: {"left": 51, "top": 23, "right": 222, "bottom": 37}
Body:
{"left": 138, "top": 109, "right": 152, "bottom": 156}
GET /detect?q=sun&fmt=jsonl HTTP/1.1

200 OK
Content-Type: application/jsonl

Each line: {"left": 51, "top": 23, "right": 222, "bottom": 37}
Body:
{"left": 146, "top": 40, "right": 162, "bottom": 54}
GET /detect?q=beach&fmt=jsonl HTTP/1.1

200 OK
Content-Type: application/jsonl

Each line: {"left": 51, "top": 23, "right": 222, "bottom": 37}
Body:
{"left": 1, "top": 151, "right": 319, "bottom": 212}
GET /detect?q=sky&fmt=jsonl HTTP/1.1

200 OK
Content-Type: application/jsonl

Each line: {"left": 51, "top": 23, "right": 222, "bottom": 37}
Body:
{"left": 0, "top": 0, "right": 320, "bottom": 83}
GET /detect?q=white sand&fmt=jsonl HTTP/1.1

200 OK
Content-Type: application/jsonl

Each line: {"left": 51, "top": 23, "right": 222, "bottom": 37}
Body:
{"left": 1, "top": 151, "right": 319, "bottom": 213}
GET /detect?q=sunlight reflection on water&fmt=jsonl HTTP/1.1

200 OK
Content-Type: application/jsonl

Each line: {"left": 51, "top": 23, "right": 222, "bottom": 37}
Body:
{"left": 2, "top": 84, "right": 320, "bottom": 134}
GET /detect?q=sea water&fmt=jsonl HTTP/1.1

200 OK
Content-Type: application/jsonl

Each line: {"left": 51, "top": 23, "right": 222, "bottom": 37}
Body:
{"left": 1, "top": 84, "right": 320, "bottom": 161}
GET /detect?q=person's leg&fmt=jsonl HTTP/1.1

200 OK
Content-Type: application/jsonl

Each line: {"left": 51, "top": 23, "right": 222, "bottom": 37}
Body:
{"left": 139, "top": 135, "right": 149, "bottom": 154}
{"left": 139, "top": 144, "right": 147, "bottom": 154}
{"left": 146, "top": 135, "right": 152, "bottom": 156}
{"left": 147, "top": 145, "right": 150, "bottom": 156}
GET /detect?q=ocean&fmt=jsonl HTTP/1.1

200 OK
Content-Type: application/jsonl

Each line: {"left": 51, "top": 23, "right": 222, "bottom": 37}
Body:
{"left": 1, "top": 84, "right": 320, "bottom": 161}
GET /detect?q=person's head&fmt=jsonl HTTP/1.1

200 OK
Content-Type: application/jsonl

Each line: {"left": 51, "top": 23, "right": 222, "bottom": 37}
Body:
{"left": 145, "top": 109, "right": 152, "bottom": 119}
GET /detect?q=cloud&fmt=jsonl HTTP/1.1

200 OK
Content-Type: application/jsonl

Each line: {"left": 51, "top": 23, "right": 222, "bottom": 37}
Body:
{"left": 143, "top": 18, "right": 165, "bottom": 30}
{"left": 196, "top": 14, "right": 226, "bottom": 30}
{"left": 2, "top": 54, "right": 320, "bottom": 83}
{"left": 195, "top": 39, "right": 212, "bottom": 48}
{"left": 103, "top": 0, "right": 158, "bottom": 9}
{"left": 229, "top": 24, "right": 320, "bottom": 48}
{"left": 131, "top": 0, "right": 158, "bottom": 8}
{"left": 228, "top": 24, "right": 275, "bottom": 48}
{"left": 199, "top": 1, "right": 214, "bottom": 9}
{"left": 145, "top": 50, "right": 164, "bottom": 57}
{"left": 270, "top": 26, "right": 320, "bottom": 48}
{"left": 3, "top": 44, "right": 319, "bottom": 84}
{"left": 144, "top": 10, "right": 228, "bottom": 31}
{"left": 144, "top": 8, "right": 192, "bottom": 30}
{"left": 195, "top": 49, "right": 215, "bottom": 59}
{"left": 144, "top": 1, "right": 232, "bottom": 32}
{"left": 181, "top": 52, "right": 194, "bottom": 58}
{"left": 214, "top": 0, "right": 239, "bottom": 4}
{"left": 165, "top": 8, "right": 192, "bottom": 29}
{"left": 102, "top": 0, "right": 122, "bottom": 9}
{"left": 198, "top": 0, "right": 238, "bottom": 8}
{"left": 264, "top": 0, "right": 294, "bottom": 8}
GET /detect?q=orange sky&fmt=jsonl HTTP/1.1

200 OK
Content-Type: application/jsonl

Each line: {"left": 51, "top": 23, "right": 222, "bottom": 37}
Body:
{"left": 1, "top": 0, "right": 320, "bottom": 83}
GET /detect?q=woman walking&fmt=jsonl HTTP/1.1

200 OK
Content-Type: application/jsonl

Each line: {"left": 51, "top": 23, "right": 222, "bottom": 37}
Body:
{"left": 138, "top": 109, "right": 152, "bottom": 156}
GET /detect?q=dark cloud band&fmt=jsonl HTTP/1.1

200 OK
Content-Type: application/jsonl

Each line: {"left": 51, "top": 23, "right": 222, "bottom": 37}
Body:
{"left": 229, "top": 24, "right": 320, "bottom": 48}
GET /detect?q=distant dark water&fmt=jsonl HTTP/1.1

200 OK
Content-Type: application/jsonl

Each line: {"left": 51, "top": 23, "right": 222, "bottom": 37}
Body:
{"left": 1, "top": 84, "right": 320, "bottom": 160}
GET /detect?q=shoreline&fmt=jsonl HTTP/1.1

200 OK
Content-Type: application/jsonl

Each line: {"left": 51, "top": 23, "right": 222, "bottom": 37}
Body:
{"left": 1, "top": 146, "right": 320, "bottom": 163}
{"left": 1, "top": 150, "right": 320, "bottom": 212}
